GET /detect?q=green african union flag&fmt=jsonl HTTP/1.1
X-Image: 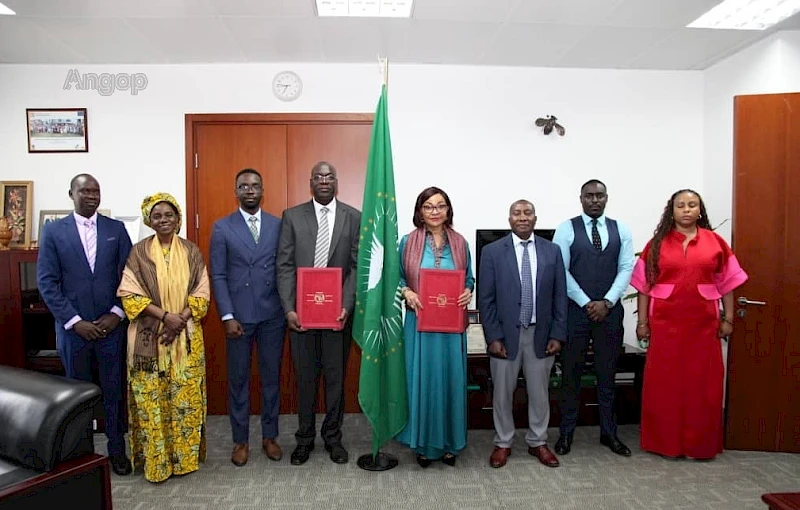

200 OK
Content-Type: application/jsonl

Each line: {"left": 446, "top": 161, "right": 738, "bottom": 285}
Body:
{"left": 352, "top": 84, "right": 408, "bottom": 456}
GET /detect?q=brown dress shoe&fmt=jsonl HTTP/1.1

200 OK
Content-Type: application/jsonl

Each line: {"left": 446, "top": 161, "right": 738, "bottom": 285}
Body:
{"left": 528, "top": 445, "right": 559, "bottom": 468}
{"left": 262, "top": 438, "right": 283, "bottom": 461}
{"left": 231, "top": 443, "right": 249, "bottom": 466}
{"left": 489, "top": 447, "right": 512, "bottom": 468}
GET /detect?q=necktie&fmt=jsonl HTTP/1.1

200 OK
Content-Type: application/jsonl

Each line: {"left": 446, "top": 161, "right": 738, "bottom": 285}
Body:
{"left": 314, "top": 207, "right": 330, "bottom": 268}
{"left": 248, "top": 216, "right": 259, "bottom": 242}
{"left": 84, "top": 220, "right": 96, "bottom": 272}
{"left": 591, "top": 218, "right": 602, "bottom": 251}
{"left": 519, "top": 240, "right": 533, "bottom": 326}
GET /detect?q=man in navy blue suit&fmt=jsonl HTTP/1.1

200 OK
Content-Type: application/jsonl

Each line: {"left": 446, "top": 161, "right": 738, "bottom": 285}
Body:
{"left": 210, "top": 168, "right": 286, "bottom": 467}
{"left": 479, "top": 199, "right": 567, "bottom": 469}
{"left": 37, "top": 174, "right": 133, "bottom": 475}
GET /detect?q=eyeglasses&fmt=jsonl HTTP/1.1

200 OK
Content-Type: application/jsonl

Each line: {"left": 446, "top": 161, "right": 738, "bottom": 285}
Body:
{"left": 312, "top": 175, "right": 337, "bottom": 183}
{"left": 237, "top": 184, "right": 262, "bottom": 192}
{"left": 422, "top": 204, "right": 449, "bottom": 214}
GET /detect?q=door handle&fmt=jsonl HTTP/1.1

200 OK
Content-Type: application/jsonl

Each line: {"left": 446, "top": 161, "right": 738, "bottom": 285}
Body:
{"left": 737, "top": 296, "right": 766, "bottom": 306}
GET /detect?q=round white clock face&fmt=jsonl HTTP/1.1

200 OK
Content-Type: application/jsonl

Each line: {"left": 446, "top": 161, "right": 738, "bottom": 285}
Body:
{"left": 272, "top": 71, "right": 302, "bottom": 102}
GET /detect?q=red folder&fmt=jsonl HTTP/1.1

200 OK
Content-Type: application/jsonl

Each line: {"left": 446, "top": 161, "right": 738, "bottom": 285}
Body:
{"left": 297, "top": 267, "right": 342, "bottom": 330}
{"left": 417, "top": 269, "right": 466, "bottom": 333}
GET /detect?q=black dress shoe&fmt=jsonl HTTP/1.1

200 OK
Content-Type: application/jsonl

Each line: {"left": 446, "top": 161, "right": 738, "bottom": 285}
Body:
{"left": 555, "top": 434, "right": 573, "bottom": 455}
{"left": 324, "top": 443, "right": 349, "bottom": 464}
{"left": 442, "top": 453, "right": 456, "bottom": 467}
{"left": 290, "top": 444, "right": 315, "bottom": 465}
{"left": 110, "top": 454, "right": 132, "bottom": 475}
{"left": 416, "top": 454, "right": 432, "bottom": 468}
{"left": 600, "top": 435, "right": 632, "bottom": 457}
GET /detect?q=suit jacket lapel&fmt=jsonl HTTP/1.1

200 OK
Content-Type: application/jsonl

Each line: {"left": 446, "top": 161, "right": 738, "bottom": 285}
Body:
{"left": 303, "top": 201, "right": 318, "bottom": 243}
{"left": 95, "top": 215, "right": 106, "bottom": 270}
{"left": 504, "top": 235, "right": 521, "bottom": 295}
{"left": 534, "top": 238, "right": 545, "bottom": 298}
{"left": 231, "top": 212, "right": 257, "bottom": 251}
{"left": 329, "top": 205, "right": 345, "bottom": 261}
{"left": 66, "top": 213, "right": 92, "bottom": 275}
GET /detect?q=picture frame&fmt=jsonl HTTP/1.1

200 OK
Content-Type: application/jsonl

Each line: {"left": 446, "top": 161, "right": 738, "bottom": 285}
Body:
{"left": 1, "top": 181, "right": 34, "bottom": 249}
{"left": 38, "top": 208, "right": 112, "bottom": 241}
{"left": 26, "top": 108, "right": 88, "bottom": 153}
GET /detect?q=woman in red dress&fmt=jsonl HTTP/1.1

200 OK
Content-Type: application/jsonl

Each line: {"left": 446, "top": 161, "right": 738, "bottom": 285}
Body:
{"left": 632, "top": 189, "right": 747, "bottom": 459}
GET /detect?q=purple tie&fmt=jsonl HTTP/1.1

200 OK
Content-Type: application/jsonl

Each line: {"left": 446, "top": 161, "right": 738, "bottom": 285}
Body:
{"left": 84, "top": 220, "right": 96, "bottom": 272}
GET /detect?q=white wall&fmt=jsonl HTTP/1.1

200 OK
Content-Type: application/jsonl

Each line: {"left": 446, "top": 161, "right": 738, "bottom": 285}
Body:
{"left": 703, "top": 30, "right": 800, "bottom": 241}
{"left": 0, "top": 62, "right": 705, "bottom": 349}
{"left": 0, "top": 63, "right": 703, "bottom": 244}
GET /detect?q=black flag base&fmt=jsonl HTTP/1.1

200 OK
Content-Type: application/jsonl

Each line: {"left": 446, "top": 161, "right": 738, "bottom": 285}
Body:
{"left": 357, "top": 451, "right": 399, "bottom": 471}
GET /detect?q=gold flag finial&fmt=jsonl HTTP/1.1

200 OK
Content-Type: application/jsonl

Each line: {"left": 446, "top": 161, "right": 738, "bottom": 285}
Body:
{"left": 379, "top": 56, "right": 389, "bottom": 89}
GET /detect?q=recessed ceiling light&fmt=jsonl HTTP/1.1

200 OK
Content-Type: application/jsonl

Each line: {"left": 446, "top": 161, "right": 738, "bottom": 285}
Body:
{"left": 687, "top": 0, "right": 800, "bottom": 30}
{"left": 0, "top": 2, "right": 16, "bottom": 15}
{"left": 315, "top": 0, "right": 414, "bottom": 18}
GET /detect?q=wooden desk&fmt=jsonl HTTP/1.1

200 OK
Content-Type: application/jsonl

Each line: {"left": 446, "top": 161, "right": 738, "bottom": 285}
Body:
{"left": 762, "top": 493, "right": 800, "bottom": 510}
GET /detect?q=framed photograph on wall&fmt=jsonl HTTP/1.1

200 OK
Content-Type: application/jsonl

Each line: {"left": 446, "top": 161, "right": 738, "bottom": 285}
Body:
{"left": 1, "top": 181, "right": 34, "bottom": 249}
{"left": 26, "top": 108, "right": 88, "bottom": 153}
{"left": 38, "top": 208, "right": 112, "bottom": 241}
{"left": 38, "top": 209, "right": 71, "bottom": 241}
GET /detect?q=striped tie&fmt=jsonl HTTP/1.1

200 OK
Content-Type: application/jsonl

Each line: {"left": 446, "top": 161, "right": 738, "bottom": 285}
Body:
{"left": 248, "top": 215, "right": 259, "bottom": 242}
{"left": 84, "top": 220, "right": 96, "bottom": 272}
{"left": 314, "top": 207, "right": 330, "bottom": 268}
{"left": 519, "top": 240, "right": 533, "bottom": 326}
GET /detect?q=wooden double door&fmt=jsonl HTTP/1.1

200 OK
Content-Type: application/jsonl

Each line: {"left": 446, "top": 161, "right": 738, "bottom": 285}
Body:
{"left": 185, "top": 114, "right": 372, "bottom": 415}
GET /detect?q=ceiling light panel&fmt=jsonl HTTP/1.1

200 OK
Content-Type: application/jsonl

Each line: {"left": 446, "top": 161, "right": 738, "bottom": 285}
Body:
{"left": 688, "top": 0, "right": 800, "bottom": 30}
{"left": 316, "top": 0, "right": 414, "bottom": 18}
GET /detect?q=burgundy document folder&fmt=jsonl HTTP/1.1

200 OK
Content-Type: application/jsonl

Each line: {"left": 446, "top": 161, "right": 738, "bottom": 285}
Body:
{"left": 297, "top": 267, "right": 342, "bottom": 330}
{"left": 417, "top": 269, "right": 466, "bottom": 333}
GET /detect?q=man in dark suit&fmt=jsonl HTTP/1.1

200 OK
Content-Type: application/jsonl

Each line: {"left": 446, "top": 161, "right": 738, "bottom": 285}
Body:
{"left": 210, "top": 168, "right": 286, "bottom": 467}
{"left": 479, "top": 199, "right": 568, "bottom": 469}
{"left": 277, "top": 161, "right": 360, "bottom": 466}
{"left": 552, "top": 179, "right": 634, "bottom": 457}
{"left": 37, "top": 173, "right": 133, "bottom": 475}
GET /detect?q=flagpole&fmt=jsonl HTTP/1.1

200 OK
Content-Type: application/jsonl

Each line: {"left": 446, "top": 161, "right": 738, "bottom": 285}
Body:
{"left": 355, "top": 55, "right": 401, "bottom": 473}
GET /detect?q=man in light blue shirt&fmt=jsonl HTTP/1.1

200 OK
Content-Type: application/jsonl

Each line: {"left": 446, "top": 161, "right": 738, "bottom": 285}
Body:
{"left": 551, "top": 179, "right": 634, "bottom": 457}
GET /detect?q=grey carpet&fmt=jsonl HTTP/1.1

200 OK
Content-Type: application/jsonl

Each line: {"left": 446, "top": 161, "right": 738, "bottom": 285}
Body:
{"left": 98, "top": 414, "right": 800, "bottom": 510}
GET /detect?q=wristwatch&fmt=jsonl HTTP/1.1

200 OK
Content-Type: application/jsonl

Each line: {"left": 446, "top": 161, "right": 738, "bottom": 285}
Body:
{"left": 603, "top": 299, "right": 613, "bottom": 309}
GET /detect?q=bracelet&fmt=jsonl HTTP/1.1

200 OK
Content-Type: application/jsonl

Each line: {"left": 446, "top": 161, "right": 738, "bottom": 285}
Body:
{"left": 161, "top": 310, "right": 168, "bottom": 322}
{"left": 400, "top": 287, "right": 410, "bottom": 298}
{"left": 722, "top": 318, "right": 733, "bottom": 325}
{"left": 636, "top": 323, "right": 648, "bottom": 328}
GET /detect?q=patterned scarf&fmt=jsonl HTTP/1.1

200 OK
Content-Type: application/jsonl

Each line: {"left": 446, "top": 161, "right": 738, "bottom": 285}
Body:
{"left": 118, "top": 235, "right": 207, "bottom": 378}
{"left": 403, "top": 226, "right": 468, "bottom": 295}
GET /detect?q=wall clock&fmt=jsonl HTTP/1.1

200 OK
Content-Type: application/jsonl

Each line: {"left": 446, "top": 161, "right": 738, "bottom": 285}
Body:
{"left": 272, "top": 70, "right": 303, "bottom": 102}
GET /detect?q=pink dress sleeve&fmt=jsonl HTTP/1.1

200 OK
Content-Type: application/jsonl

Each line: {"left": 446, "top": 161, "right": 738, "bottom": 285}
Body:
{"left": 712, "top": 233, "right": 748, "bottom": 295}
{"left": 630, "top": 258, "right": 648, "bottom": 293}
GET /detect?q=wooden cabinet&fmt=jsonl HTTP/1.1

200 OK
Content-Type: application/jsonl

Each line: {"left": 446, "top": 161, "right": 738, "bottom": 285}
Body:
{"left": 0, "top": 249, "right": 62, "bottom": 375}
{"left": 466, "top": 351, "right": 644, "bottom": 429}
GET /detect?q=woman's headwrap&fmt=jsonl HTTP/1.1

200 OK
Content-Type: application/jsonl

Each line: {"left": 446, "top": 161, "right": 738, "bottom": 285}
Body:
{"left": 141, "top": 192, "right": 182, "bottom": 232}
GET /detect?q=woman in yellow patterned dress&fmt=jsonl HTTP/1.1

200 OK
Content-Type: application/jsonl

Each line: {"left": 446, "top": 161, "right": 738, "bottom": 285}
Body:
{"left": 117, "top": 192, "right": 210, "bottom": 483}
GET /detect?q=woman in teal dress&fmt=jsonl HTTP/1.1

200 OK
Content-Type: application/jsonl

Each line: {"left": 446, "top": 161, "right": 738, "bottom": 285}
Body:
{"left": 396, "top": 186, "right": 474, "bottom": 467}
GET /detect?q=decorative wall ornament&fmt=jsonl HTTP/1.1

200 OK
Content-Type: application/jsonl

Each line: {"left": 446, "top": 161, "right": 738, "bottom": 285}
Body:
{"left": 534, "top": 115, "right": 565, "bottom": 136}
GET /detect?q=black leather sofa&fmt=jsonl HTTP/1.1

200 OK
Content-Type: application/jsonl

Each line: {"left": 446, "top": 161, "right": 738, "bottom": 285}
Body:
{"left": 0, "top": 365, "right": 113, "bottom": 510}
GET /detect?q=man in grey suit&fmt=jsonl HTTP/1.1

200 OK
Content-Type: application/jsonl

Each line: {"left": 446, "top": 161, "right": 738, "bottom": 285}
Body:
{"left": 277, "top": 161, "right": 360, "bottom": 466}
{"left": 210, "top": 168, "right": 286, "bottom": 467}
{"left": 478, "top": 199, "right": 568, "bottom": 469}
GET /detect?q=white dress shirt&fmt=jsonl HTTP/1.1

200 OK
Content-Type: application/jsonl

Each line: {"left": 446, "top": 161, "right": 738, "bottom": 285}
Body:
{"left": 511, "top": 232, "right": 537, "bottom": 324}
{"left": 312, "top": 197, "right": 337, "bottom": 241}
{"left": 239, "top": 207, "right": 261, "bottom": 239}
